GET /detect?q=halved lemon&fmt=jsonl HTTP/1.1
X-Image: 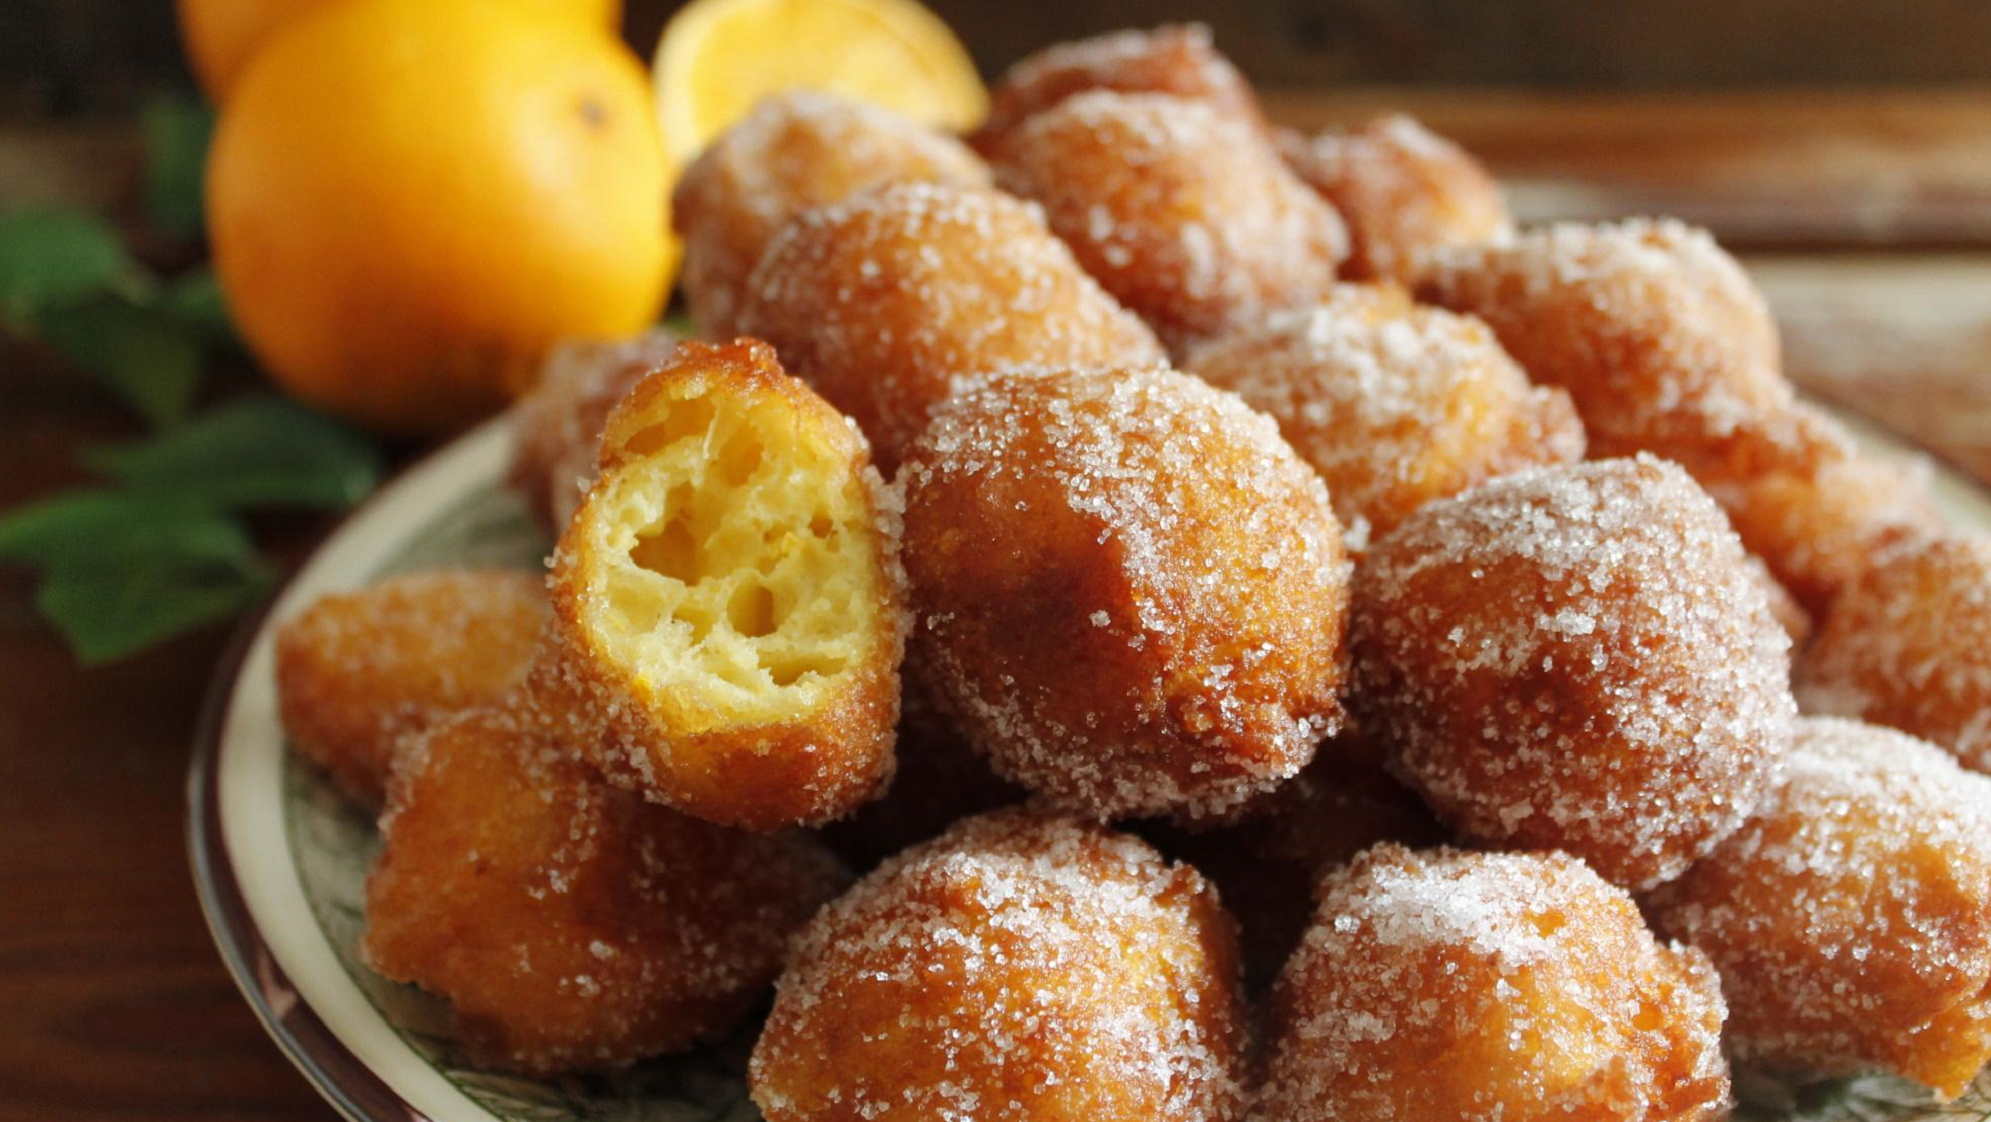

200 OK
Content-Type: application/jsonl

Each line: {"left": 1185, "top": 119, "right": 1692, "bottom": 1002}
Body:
{"left": 652, "top": 0, "right": 988, "bottom": 172}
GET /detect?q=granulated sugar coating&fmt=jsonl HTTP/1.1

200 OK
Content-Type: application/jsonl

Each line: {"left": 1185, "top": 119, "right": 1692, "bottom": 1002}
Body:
{"left": 1743, "top": 551, "right": 1813, "bottom": 647}
{"left": 1186, "top": 285, "right": 1584, "bottom": 545}
{"left": 991, "top": 91, "right": 1348, "bottom": 357}
{"left": 1255, "top": 845, "right": 1731, "bottom": 1122}
{"left": 898, "top": 365, "right": 1350, "bottom": 822}
{"left": 1350, "top": 455, "right": 1795, "bottom": 890}
{"left": 1694, "top": 401, "right": 1943, "bottom": 614}
{"left": 1415, "top": 218, "right": 1790, "bottom": 464}
{"left": 749, "top": 807, "right": 1250, "bottom": 1122}
{"left": 362, "top": 705, "right": 848, "bottom": 1076}
{"left": 509, "top": 329, "right": 682, "bottom": 533}
{"left": 524, "top": 341, "right": 908, "bottom": 830}
{"left": 1798, "top": 534, "right": 1991, "bottom": 773}
{"left": 1644, "top": 717, "right": 1991, "bottom": 1099}
{"left": 671, "top": 91, "right": 990, "bottom": 337}
{"left": 275, "top": 569, "right": 548, "bottom": 808}
{"left": 1280, "top": 115, "right": 1512, "bottom": 285}
{"left": 972, "top": 24, "right": 1268, "bottom": 155}
{"left": 736, "top": 181, "right": 1164, "bottom": 473}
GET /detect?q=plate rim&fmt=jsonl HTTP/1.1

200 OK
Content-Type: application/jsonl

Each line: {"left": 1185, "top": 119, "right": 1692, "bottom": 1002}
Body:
{"left": 186, "top": 404, "right": 1991, "bottom": 1122}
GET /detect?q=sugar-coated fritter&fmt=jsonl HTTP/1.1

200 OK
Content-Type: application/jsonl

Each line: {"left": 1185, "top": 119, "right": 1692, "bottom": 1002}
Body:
{"left": 1745, "top": 551, "right": 1814, "bottom": 647}
{"left": 900, "top": 365, "right": 1350, "bottom": 822}
{"left": 672, "top": 91, "right": 990, "bottom": 336}
{"left": 750, "top": 807, "right": 1251, "bottom": 1122}
{"left": 1350, "top": 455, "right": 1795, "bottom": 890}
{"left": 1282, "top": 114, "right": 1512, "bottom": 284}
{"left": 1415, "top": 217, "right": 1787, "bottom": 464}
{"left": 508, "top": 329, "right": 680, "bottom": 532}
{"left": 1257, "top": 845, "right": 1731, "bottom": 1122}
{"left": 1186, "top": 285, "right": 1583, "bottom": 545}
{"left": 363, "top": 705, "right": 849, "bottom": 1075}
{"left": 1696, "top": 402, "right": 1942, "bottom": 613}
{"left": 1798, "top": 534, "right": 1991, "bottom": 772}
{"left": 1645, "top": 717, "right": 1991, "bottom": 1099}
{"left": 275, "top": 568, "right": 547, "bottom": 808}
{"left": 736, "top": 181, "right": 1165, "bottom": 472}
{"left": 992, "top": 91, "right": 1348, "bottom": 356}
{"left": 522, "top": 340, "right": 907, "bottom": 830}
{"left": 972, "top": 24, "right": 1268, "bottom": 154}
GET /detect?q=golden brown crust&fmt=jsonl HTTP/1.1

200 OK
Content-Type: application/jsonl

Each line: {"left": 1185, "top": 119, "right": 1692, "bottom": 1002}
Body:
{"left": 1644, "top": 718, "right": 1991, "bottom": 1098}
{"left": 507, "top": 330, "right": 681, "bottom": 533}
{"left": 1258, "top": 845, "right": 1731, "bottom": 1122}
{"left": 671, "top": 91, "right": 989, "bottom": 337}
{"left": 735, "top": 181, "right": 1165, "bottom": 474}
{"left": 523, "top": 339, "right": 908, "bottom": 830}
{"left": 1415, "top": 217, "right": 1787, "bottom": 464}
{"left": 1798, "top": 534, "right": 1991, "bottom": 771}
{"left": 899, "top": 365, "right": 1350, "bottom": 822}
{"left": 972, "top": 24, "right": 1269, "bottom": 155}
{"left": 274, "top": 568, "right": 547, "bottom": 808}
{"left": 991, "top": 90, "right": 1348, "bottom": 356}
{"left": 750, "top": 807, "right": 1251, "bottom": 1122}
{"left": 362, "top": 705, "right": 849, "bottom": 1075}
{"left": 1691, "top": 402, "right": 1943, "bottom": 614}
{"left": 1350, "top": 456, "right": 1795, "bottom": 890}
{"left": 1185, "top": 285, "right": 1583, "bottom": 544}
{"left": 1281, "top": 115, "right": 1512, "bottom": 284}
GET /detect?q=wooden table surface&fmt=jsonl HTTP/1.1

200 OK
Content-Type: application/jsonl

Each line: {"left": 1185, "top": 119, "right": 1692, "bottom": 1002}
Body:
{"left": 5, "top": 90, "right": 1991, "bottom": 1122}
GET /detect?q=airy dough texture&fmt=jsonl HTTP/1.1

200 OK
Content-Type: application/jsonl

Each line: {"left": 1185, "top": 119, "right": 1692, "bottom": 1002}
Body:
{"left": 525, "top": 339, "right": 907, "bottom": 829}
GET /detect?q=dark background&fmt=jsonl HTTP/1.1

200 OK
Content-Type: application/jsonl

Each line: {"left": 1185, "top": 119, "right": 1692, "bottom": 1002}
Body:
{"left": 7, "top": 0, "right": 1991, "bottom": 118}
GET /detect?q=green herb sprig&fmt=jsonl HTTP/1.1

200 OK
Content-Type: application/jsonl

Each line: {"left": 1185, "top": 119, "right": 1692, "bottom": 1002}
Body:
{"left": 0, "top": 94, "right": 383, "bottom": 664}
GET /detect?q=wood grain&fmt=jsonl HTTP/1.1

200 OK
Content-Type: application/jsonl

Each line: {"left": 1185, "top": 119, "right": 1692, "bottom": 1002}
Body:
{"left": 3, "top": 93, "right": 1991, "bottom": 1122}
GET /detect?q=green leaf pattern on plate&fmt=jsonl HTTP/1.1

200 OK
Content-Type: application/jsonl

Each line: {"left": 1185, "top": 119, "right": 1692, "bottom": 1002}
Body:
{"left": 278, "top": 481, "right": 1991, "bottom": 1122}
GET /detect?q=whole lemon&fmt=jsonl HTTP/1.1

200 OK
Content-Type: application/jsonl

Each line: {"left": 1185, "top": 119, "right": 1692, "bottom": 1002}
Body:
{"left": 207, "top": 0, "right": 671, "bottom": 434}
{"left": 178, "top": 0, "right": 624, "bottom": 103}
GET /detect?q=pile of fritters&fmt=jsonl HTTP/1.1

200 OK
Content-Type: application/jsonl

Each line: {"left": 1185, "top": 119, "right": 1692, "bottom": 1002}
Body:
{"left": 273, "top": 23, "right": 1991, "bottom": 1122}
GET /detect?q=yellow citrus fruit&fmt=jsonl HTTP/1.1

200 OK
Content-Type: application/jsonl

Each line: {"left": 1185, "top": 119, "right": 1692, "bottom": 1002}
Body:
{"left": 652, "top": 0, "right": 987, "bottom": 172}
{"left": 207, "top": 0, "right": 672, "bottom": 435}
{"left": 177, "top": 0, "right": 624, "bottom": 103}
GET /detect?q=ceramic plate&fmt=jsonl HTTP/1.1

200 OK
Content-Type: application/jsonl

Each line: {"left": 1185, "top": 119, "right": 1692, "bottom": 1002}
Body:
{"left": 190, "top": 406, "right": 1991, "bottom": 1122}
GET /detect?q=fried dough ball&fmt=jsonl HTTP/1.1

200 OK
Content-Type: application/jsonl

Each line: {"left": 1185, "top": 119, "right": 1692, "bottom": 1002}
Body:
{"left": 750, "top": 807, "right": 1251, "bottom": 1122}
{"left": 522, "top": 340, "right": 907, "bottom": 829}
{"left": 362, "top": 705, "right": 848, "bottom": 1075}
{"left": 1415, "top": 217, "right": 1788, "bottom": 463}
{"left": 672, "top": 91, "right": 990, "bottom": 336}
{"left": 991, "top": 91, "right": 1349, "bottom": 356}
{"left": 972, "top": 24, "right": 1268, "bottom": 154}
{"left": 736, "top": 181, "right": 1164, "bottom": 472}
{"left": 1281, "top": 114, "right": 1512, "bottom": 284}
{"left": 1694, "top": 402, "right": 1942, "bottom": 613}
{"left": 1744, "top": 551, "right": 1814, "bottom": 647}
{"left": 1798, "top": 534, "right": 1991, "bottom": 771}
{"left": 1350, "top": 455, "right": 1795, "bottom": 890}
{"left": 1185, "top": 286, "right": 1583, "bottom": 545}
{"left": 1146, "top": 736, "right": 1448, "bottom": 988}
{"left": 1258, "top": 845, "right": 1732, "bottom": 1122}
{"left": 900, "top": 365, "right": 1350, "bottom": 821}
{"left": 275, "top": 569, "right": 547, "bottom": 808}
{"left": 1645, "top": 717, "right": 1991, "bottom": 1098}
{"left": 508, "top": 329, "right": 681, "bottom": 532}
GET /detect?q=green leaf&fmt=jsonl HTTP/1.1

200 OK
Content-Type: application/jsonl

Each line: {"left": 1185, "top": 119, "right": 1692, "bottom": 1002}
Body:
{"left": 142, "top": 96, "right": 215, "bottom": 242}
{"left": 36, "top": 551, "right": 274, "bottom": 664}
{"left": 0, "top": 489, "right": 255, "bottom": 570}
{"left": 35, "top": 296, "right": 205, "bottom": 427}
{"left": 157, "top": 265, "right": 236, "bottom": 342}
{"left": 83, "top": 395, "right": 383, "bottom": 510}
{"left": 0, "top": 209, "right": 140, "bottom": 324}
